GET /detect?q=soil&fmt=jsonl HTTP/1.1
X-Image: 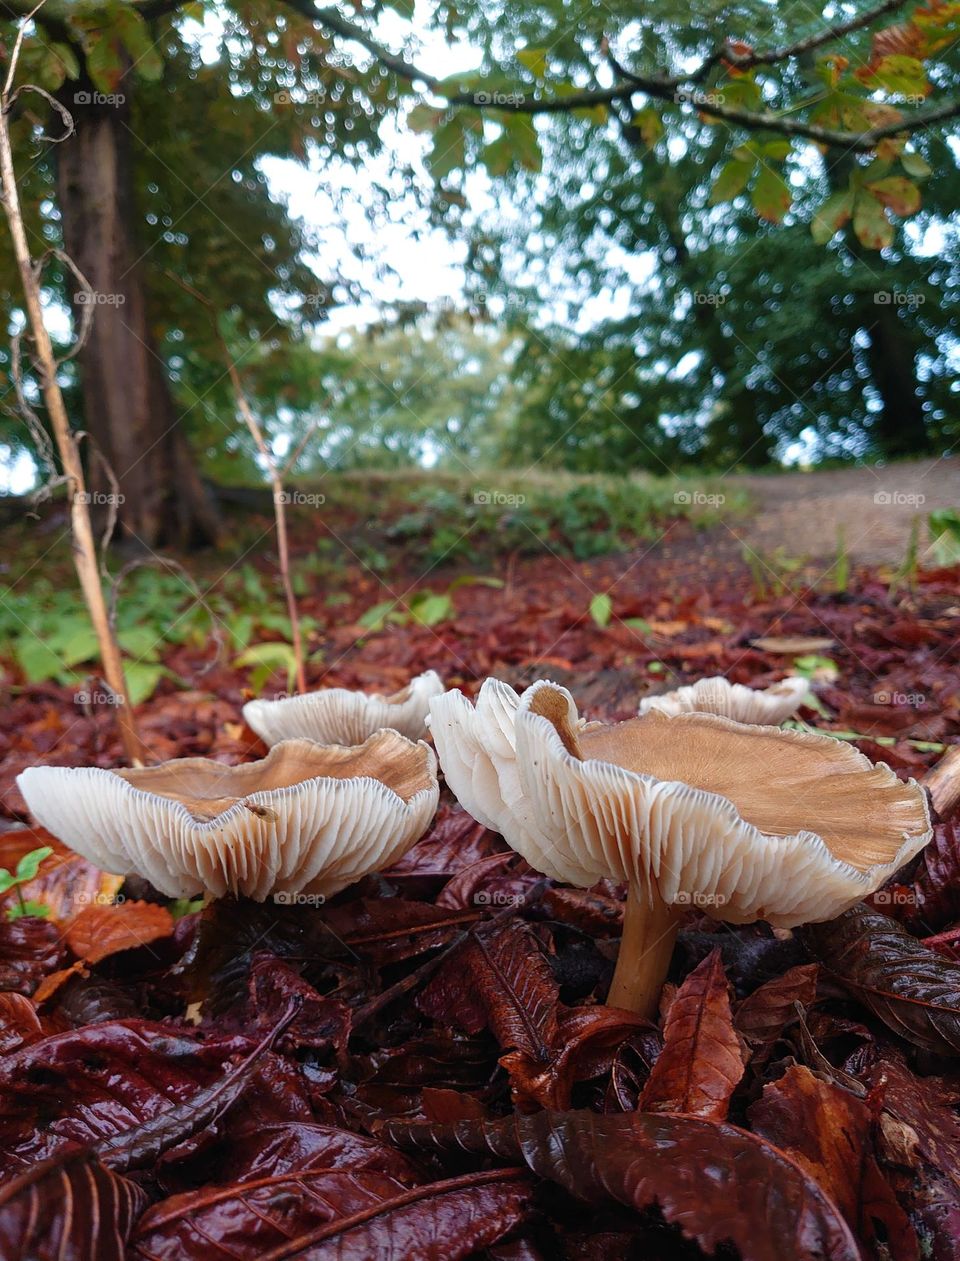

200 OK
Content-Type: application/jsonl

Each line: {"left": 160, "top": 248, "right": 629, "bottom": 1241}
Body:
{"left": 726, "top": 456, "right": 959, "bottom": 566}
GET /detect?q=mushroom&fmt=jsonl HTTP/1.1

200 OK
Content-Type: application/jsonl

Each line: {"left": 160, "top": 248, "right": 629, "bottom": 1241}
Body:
{"left": 16, "top": 734, "right": 438, "bottom": 902}
{"left": 430, "top": 679, "right": 931, "bottom": 1016}
{"left": 638, "top": 674, "right": 809, "bottom": 724}
{"left": 243, "top": 670, "right": 444, "bottom": 747}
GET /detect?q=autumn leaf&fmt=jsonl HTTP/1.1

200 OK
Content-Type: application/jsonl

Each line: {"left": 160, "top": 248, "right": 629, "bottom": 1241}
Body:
{"left": 867, "top": 175, "right": 922, "bottom": 217}
{"left": 749, "top": 1065, "right": 917, "bottom": 1258}
{"left": 806, "top": 905, "right": 960, "bottom": 1054}
{"left": 639, "top": 948, "right": 745, "bottom": 1120}
{"left": 66, "top": 900, "right": 175, "bottom": 964}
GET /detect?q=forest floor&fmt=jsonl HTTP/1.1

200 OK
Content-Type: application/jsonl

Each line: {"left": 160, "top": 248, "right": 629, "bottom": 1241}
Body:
{"left": 0, "top": 460, "right": 959, "bottom": 1255}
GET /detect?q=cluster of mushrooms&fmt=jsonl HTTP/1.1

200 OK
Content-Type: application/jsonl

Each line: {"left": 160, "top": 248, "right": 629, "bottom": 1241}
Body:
{"left": 18, "top": 669, "right": 932, "bottom": 1017}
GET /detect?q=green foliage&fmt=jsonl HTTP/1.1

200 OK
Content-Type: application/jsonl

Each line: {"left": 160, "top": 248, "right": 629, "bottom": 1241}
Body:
{"left": 0, "top": 846, "right": 53, "bottom": 921}
{"left": 589, "top": 592, "right": 612, "bottom": 628}
{"left": 928, "top": 509, "right": 960, "bottom": 565}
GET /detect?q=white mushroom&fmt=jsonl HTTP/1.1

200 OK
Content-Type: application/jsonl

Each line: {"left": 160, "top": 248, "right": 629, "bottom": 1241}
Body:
{"left": 430, "top": 679, "right": 931, "bottom": 1016}
{"left": 16, "top": 734, "right": 438, "bottom": 902}
{"left": 638, "top": 675, "right": 809, "bottom": 724}
{"left": 243, "top": 670, "right": 444, "bottom": 747}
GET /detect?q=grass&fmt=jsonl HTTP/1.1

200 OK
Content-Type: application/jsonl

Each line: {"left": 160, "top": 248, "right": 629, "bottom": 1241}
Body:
{"left": 0, "top": 469, "right": 748, "bottom": 703}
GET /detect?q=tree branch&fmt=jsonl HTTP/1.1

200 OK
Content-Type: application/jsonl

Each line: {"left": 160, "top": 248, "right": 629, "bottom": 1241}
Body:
{"left": 281, "top": 0, "right": 958, "bottom": 150}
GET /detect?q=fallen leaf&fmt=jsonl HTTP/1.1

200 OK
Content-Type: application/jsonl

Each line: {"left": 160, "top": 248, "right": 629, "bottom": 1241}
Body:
{"left": 66, "top": 901, "right": 175, "bottom": 964}
{"left": 639, "top": 948, "right": 745, "bottom": 1120}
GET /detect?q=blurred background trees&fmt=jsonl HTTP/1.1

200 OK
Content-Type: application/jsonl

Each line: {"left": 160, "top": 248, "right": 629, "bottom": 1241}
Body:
{"left": 1, "top": 0, "right": 958, "bottom": 545}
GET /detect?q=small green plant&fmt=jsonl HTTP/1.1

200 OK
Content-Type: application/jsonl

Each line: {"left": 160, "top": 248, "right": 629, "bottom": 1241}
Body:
{"left": 889, "top": 516, "right": 921, "bottom": 596}
{"left": 358, "top": 576, "right": 503, "bottom": 635}
{"left": 589, "top": 593, "right": 613, "bottom": 628}
{"left": 833, "top": 525, "right": 849, "bottom": 594}
{"left": 928, "top": 509, "right": 960, "bottom": 566}
{"left": 0, "top": 846, "right": 53, "bottom": 920}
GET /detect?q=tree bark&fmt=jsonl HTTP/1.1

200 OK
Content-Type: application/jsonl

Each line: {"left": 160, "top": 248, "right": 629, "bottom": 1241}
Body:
{"left": 55, "top": 83, "right": 221, "bottom": 548}
{"left": 863, "top": 300, "right": 932, "bottom": 457}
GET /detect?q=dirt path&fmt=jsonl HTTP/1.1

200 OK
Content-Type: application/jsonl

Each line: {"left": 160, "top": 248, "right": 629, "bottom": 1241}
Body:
{"left": 722, "top": 456, "right": 959, "bottom": 566}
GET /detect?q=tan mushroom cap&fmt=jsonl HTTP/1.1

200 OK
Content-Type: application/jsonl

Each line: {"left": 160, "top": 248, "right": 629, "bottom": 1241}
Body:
{"left": 431, "top": 679, "right": 932, "bottom": 927}
{"left": 638, "top": 674, "right": 809, "bottom": 724}
{"left": 16, "top": 733, "right": 439, "bottom": 902}
{"left": 243, "top": 670, "right": 444, "bottom": 747}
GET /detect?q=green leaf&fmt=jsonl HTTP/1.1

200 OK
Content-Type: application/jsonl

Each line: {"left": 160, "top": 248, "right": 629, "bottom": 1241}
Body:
{"left": 7, "top": 900, "right": 51, "bottom": 921}
{"left": 631, "top": 107, "right": 663, "bottom": 147}
{"left": 482, "top": 134, "right": 516, "bottom": 177}
{"left": 358, "top": 599, "right": 400, "bottom": 632}
{"left": 901, "top": 150, "right": 931, "bottom": 178}
{"left": 227, "top": 613, "right": 255, "bottom": 650}
{"left": 811, "top": 189, "right": 854, "bottom": 244}
{"left": 117, "top": 626, "right": 162, "bottom": 661}
{"left": 0, "top": 870, "right": 17, "bottom": 895}
{"left": 408, "top": 103, "right": 442, "bottom": 133}
{"left": 428, "top": 114, "right": 467, "bottom": 179}
{"left": 624, "top": 617, "right": 652, "bottom": 634}
{"left": 517, "top": 48, "right": 547, "bottom": 78}
{"left": 866, "top": 175, "right": 921, "bottom": 217}
{"left": 751, "top": 165, "right": 791, "bottom": 224}
{"left": 169, "top": 896, "right": 204, "bottom": 920}
{"left": 853, "top": 193, "right": 894, "bottom": 249}
{"left": 14, "top": 846, "right": 53, "bottom": 883}
{"left": 505, "top": 115, "right": 541, "bottom": 172}
{"left": 709, "top": 157, "right": 753, "bottom": 205}
{"left": 861, "top": 54, "right": 930, "bottom": 97}
{"left": 589, "top": 593, "right": 612, "bottom": 628}
{"left": 235, "top": 643, "right": 299, "bottom": 694}
{"left": 114, "top": 6, "right": 163, "bottom": 81}
{"left": 447, "top": 575, "right": 504, "bottom": 591}
{"left": 408, "top": 591, "right": 453, "bottom": 627}
{"left": 124, "top": 661, "right": 166, "bottom": 705}
{"left": 15, "top": 638, "right": 65, "bottom": 684}
{"left": 928, "top": 509, "right": 960, "bottom": 565}
{"left": 85, "top": 32, "right": 126, "bottom": 95}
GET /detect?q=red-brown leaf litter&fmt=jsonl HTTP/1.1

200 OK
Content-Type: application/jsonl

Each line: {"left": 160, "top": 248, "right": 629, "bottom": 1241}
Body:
{"left": 0, "top": 525, "right": 959, "bottom": 1258}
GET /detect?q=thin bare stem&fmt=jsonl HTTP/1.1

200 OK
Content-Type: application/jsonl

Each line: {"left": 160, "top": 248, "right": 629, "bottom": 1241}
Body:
{"left": 167, "top": 272, "right": 314, "bottom": 695}
{"left": 0, "top": 31, "right": 145, "bottom": 764}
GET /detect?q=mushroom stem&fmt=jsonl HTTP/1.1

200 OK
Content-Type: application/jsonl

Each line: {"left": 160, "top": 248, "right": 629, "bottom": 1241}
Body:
{"left": 607, "top": 883, "right": 682, "bottom": 1018}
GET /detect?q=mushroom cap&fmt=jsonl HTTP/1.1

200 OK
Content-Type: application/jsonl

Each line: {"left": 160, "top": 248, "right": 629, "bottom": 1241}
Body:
{"left": 243, "top": 670, "right": 445, "bottom": 747}
{"left": 638, "top": 675, "right": 809, "bottom": 725}
{"left": 431, "top": 679, "right": 931, "bottom": 927}
{"left": 16, "top": 733, "right": 439, "bottom": 901}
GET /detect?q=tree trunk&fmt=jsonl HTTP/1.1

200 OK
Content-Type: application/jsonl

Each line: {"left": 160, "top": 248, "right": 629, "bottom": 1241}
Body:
{"left": 864, "top": 301, "right": 932, "bottom": 457}
{"left": 55, "top": 84, "right": 221, "bottom": 548}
